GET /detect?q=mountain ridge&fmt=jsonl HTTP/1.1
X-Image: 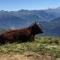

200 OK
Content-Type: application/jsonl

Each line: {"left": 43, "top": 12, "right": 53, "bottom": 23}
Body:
{"left": 0, "top": 7, "right": 60, "bottom": 35}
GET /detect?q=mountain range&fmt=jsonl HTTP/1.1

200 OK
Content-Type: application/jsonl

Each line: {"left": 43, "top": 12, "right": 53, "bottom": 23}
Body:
{"left": 0, "top": 7, "right": 60, "bottom": 35}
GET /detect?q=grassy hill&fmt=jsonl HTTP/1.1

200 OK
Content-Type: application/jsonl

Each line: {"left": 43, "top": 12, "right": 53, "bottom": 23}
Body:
{"left": 0, "top": 36, "right": 60, "bottom": 60}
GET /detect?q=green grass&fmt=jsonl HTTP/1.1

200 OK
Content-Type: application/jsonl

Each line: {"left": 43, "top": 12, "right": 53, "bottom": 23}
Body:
{"left": 0, "top": 36, "right": 60, "bottom": 58}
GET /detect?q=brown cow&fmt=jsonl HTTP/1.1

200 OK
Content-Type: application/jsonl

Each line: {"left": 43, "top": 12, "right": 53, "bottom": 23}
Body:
{"left": 0, "top": 22, "right": 43, "bottom": 44}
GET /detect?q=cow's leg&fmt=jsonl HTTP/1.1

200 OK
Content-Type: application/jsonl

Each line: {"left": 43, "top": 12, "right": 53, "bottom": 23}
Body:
{"left": 29, "top": 35, "right": 35, "bottom": 42}
{"left": 32, "top": 35, "right": 35, "bottom": 41}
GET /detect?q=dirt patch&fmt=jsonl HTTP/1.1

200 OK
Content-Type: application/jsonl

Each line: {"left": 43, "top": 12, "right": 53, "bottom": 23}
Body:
{"left": 0, "top": 54, "right": 28, "bottom": 60}
{"left": 0, "top": 52, "right": 60, "bottom": 60}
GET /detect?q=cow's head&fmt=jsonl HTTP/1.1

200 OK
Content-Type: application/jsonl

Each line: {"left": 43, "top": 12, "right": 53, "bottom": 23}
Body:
{"left": 30, "top": 22, "right": 43, "bottom": 35}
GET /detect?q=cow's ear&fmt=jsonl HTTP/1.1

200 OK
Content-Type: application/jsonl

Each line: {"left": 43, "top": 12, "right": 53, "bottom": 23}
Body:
{"left": 35, "top": 20, "right": 40, "bottom": 25}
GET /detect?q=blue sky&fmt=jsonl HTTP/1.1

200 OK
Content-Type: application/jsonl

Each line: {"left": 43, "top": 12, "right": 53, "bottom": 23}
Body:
{"left": 0, "top": 0, "right": 60, "bottom": 11}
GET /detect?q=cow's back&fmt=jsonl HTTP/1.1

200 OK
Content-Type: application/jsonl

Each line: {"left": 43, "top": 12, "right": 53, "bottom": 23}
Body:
{"left": 0, "top": 28, "right": 32, "bottom": 43}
